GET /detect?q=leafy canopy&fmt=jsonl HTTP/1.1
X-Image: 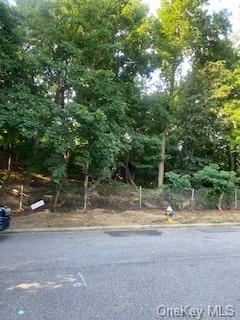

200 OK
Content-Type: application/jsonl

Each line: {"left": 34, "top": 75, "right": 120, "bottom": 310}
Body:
{"left": 194, "top": 164, "right": 239, "bottom": 193}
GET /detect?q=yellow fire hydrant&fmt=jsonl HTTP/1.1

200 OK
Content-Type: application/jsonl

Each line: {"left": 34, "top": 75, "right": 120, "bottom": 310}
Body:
{"left": 165, "top": 206, "right": 176, "bottom": 223}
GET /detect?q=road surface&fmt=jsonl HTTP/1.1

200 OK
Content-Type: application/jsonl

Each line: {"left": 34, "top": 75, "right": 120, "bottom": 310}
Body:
{"left": 1, "top": 227, "right": 240, "bottom": 320}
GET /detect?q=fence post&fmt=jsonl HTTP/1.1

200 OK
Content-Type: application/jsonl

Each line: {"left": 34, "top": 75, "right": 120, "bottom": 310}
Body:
{"left": 191, "top": 188, "right": 195, "bottom": 210}
{"left": 139, "top": 186, "right": 142, "bottom": 209}
{"left": 19, "top": 185, "right": 24, "bottom": 211}
{"left": 235, "top": 189, "right": 238, "bottom": 209}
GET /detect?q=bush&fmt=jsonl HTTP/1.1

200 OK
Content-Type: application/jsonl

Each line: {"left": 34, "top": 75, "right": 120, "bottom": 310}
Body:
{"left": 194, "top": 164, "right": 239, "bottom": 210}
{"left": 165, "top": 172, "right": 192, "bottom": 192}
{"left": 194, "top": 164, "right": 239, "bottom": 193}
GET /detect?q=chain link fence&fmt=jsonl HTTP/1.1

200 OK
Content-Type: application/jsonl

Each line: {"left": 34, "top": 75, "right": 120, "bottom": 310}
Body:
{"left": 2, "top": 179, "right": 240, "bottom": 213}
{"left": 56, "top": 185, "right": 240, "bottom": 211}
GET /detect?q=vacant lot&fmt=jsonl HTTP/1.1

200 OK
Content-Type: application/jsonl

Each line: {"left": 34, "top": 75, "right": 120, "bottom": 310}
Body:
{"left": 10, "top": 209, "right": 240, "bottom": 229}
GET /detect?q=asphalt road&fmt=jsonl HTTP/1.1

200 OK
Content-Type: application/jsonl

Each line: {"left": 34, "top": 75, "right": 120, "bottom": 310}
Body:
{"left": 1, "top": 227, "right": 240, "bottom": 320}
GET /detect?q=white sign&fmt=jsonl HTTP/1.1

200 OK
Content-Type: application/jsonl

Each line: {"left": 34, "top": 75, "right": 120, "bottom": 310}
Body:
{"left": 31, "top": 200, "right": 45, "bottom": 210}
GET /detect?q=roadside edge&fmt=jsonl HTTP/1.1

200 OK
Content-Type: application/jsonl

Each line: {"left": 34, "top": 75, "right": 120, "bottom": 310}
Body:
{"left": 4, "top": 222, "right": 240, "bottom": 233}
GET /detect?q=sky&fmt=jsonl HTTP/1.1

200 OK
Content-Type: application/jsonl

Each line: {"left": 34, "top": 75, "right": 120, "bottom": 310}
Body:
{"left": 145, "top": 0, "right": 240, "bottom": 33}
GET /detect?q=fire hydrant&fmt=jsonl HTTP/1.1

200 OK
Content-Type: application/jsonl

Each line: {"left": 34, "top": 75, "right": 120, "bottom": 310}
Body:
{"left": 165, "top": 206, "right": 176, "bottom": 223}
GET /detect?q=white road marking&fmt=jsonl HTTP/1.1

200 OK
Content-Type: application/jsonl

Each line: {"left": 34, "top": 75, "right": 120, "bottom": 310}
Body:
{"left": 72, "top": 282, "right": 82, "bottom": 287}
{"left": 78, "top": 272, "right": 87, "bottom": 288}
{"left": 17, "top": 310, "right": 25, "bottom": 315}
{"left": 61, "top": 277, "right": 76, "bottom": 283}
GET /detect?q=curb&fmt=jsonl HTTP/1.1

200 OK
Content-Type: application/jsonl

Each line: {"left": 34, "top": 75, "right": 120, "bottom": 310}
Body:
{"left": 4, "top": 223, "right": 240, "bottom": 233}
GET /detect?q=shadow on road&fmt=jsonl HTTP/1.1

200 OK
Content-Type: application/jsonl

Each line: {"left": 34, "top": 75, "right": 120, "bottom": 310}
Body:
{"left": 0, "top": 234, "right": 11, "bottom": 241}
{"left": 105, "top": 230, "right": 163, "bottom": 237}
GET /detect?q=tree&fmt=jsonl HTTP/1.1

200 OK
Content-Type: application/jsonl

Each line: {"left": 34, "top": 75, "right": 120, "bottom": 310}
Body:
{"left": 178, "top": 60, "right": 240, "bottom": 174}
{"left": 174, "top": 67, "right": 229, "bottom": 174}
{"left": 1, "top": 0, "right": 239, "bottom": 212}
{"left": 194, "top": 164, "right": 239, "bottom": 211}
{"left": 122, "top": 92, "right": 169, "bottom": 187}
{"left": 0, "top": 1, "right": 22, "bottom": 87}
{"left": 0, "top": 1, "right": 21, "bottom": 172}
{"left": 0, "top": 1, "right": 47, "bottom": 174}
{"left": 154, "top": 0, "right": 204, "bottom": 188}
{"left": 204, "top": 61, "right": 240, "bottom": 168}
{"left": 16, "top": 0, "right": 153, "bottom": 209}
{"left": 154, "top": 0, "right": 234, "bottom": 188}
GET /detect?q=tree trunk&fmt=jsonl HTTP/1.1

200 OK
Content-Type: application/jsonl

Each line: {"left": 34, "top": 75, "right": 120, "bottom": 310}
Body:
{"left": 7, "top": 153, "right": 12, "bottom": 177}
{"left": 51, "top": 181, "right": 63, "bottom": 212}
{"left": 14, "top": 155, "right": 19, "bottom": 179}
{"left": 128, "top": 171, "right": 137, "bottom": 188}
{"left": 157, "top": 65, "right": 175, "bottom": 189}
{"left": 125, "top": 155, "right": 137, "bottom": 188}
{"left": 7, "top": 142, "right": 12, "bottom": 177}
{"left": 49, "top": 84, "right": 68, "bottom": 212}
{"left": 125, "top": 155, "right": 130, "bottom": 184}
{"left": 228, "top": 148, "right": 236, "bottom": 171}
{"left": 51, "top": 152, "right": 69, "bottom": 212}
{"left": 217, "top": 192, "right": 224, "bottom": 211}
{"left": 55, "top": 84, "right": 65, "bottom": 108}
{"left": 158, "top": 129, "right": 167, "bottom": 189}
{"left": 83, "top": 161, "right": 89, "bottom": 211}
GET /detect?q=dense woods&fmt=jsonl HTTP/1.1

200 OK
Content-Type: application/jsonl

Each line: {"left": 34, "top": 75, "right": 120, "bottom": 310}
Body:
{"left": 0, "top": 0, "right": 239, "bottom": 211}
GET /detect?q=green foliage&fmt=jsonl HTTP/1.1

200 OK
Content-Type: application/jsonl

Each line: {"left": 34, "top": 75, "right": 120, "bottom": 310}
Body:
{"left": 130, "top": 134, "right": 161, "bottom": 186}
{"left": 194, "top": 164, "right": 239, "bottom": 193}
{"left": 165, "top": 171, "right": 192, "bottom": 192}
{"left": 0, "top": 0, "right": 239, "bottom": 203}
{"left": 155, "top": 0, "right": 210, "bottom": 88}
{"left": 0, "top": 1, "right": 22, "bottom": 87}
{"left": 203, "top": 61, "right": 240, "bottom": 152}
{"left": 11, "top": 0, "right": 153, "bottom": 189}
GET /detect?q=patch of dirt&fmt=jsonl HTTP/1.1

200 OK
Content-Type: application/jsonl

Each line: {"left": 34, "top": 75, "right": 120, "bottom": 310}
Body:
{"left": 9, "top": 209, "right": 240, "bottom": 229}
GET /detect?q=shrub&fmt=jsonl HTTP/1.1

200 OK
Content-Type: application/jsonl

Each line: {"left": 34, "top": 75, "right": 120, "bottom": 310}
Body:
{"left": 194, "top": 164, "right": 239, "bottom": 210}
{"left": 165, "top": 172, "right": 192, "bottom": 192}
